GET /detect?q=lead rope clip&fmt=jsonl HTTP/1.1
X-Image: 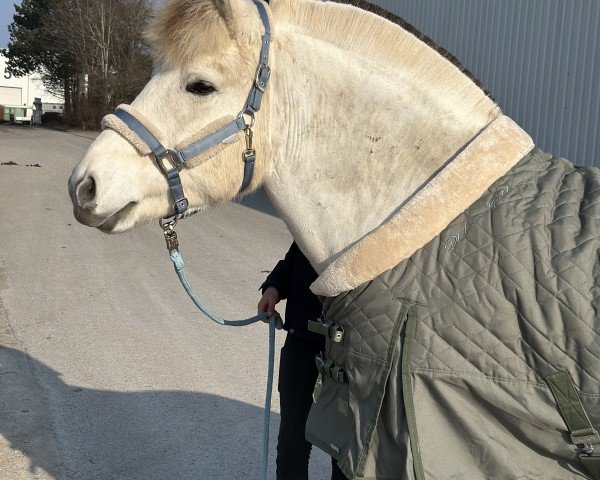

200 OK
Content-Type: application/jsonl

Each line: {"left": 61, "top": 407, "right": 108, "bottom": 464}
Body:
{"left": 160, "top": 218, "right": 179, "bottom": 253}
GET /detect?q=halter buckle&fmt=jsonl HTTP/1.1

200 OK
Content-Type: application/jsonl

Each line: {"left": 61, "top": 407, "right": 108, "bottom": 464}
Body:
{"left": 254, "top": 64, "right": 271, "bottom": 93}
{"left": 155, "top": 149, "right": 183, "bottom": 175}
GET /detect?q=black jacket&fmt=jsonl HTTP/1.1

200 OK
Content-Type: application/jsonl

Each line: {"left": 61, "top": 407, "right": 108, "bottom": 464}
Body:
{"left": 261, "top": 242, "right": 323, "bottom": 339}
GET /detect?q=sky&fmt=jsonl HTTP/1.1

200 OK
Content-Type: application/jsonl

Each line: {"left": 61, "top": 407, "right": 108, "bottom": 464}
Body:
{"left": 1, "top": 1, "right": 21, "bottom": 49}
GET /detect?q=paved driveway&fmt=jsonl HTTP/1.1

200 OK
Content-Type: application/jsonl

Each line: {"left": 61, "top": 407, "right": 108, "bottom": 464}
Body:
{"left": 0, "top": 125, "right": 329, "bottom": 479}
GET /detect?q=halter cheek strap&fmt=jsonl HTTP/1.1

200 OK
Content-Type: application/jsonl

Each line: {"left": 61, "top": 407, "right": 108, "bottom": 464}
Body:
{"left": 102, "top": 0, "right": 271, "bottom": 218}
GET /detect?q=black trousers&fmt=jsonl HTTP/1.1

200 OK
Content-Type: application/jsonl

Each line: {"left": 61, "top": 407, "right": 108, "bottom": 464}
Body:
{"left": 277, "top": 333, "right": 347, "bottom": 480}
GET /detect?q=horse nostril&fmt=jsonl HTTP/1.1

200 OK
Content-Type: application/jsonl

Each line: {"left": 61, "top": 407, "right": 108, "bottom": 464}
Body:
{"left": 76, "top": 176, "right": 97, "bottom": 208}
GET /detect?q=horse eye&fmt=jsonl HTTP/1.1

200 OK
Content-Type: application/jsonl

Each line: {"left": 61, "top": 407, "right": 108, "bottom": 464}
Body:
{"left": 186, "top": 80, "right": 216, "bottom": 96}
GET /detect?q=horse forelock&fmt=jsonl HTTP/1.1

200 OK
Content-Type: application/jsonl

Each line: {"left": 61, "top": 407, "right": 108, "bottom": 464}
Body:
{"left": 145, "top": 0, "right": 241, "bottom": 70}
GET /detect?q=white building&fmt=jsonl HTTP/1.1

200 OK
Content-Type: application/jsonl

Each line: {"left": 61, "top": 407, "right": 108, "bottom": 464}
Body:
{"left": 1, "top": 51, "right": 64, "bottom": 112}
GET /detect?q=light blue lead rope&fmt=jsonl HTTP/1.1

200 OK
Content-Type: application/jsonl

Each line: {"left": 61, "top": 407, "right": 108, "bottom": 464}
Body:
{"left": 169, "top": 248, "right": 280, "bottom": 479}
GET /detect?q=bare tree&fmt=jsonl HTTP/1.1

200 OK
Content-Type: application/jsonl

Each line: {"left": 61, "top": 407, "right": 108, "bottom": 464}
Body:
{"left": 41, "top": 0, "right": 152, "bottom": 128}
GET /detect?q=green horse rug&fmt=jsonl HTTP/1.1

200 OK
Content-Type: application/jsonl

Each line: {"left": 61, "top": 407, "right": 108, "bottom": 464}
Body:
{"left": 307, "top": 145, "right": 600, "bottom": 480}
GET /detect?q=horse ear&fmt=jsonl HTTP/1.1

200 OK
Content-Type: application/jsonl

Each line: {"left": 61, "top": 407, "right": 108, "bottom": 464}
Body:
{"left": 213, "top": 0, "right": 257, "bottom": 38}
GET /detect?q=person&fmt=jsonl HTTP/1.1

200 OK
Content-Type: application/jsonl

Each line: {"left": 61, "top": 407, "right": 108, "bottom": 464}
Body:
{"left": 258, "top": 242, "right": 346, "bottom": 480}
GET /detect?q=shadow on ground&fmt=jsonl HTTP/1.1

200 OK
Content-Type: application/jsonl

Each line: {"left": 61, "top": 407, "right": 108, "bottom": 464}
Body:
{"left": 235, "top": 188, "right": 279, "bottom": 218}
{"left": 0, "top": 345, "right": 279, "bottom": 479}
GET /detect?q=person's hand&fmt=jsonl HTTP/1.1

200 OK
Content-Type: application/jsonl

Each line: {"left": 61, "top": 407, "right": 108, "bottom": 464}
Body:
{"left": 258, "top": 286, "right": 280, "bottom": 323}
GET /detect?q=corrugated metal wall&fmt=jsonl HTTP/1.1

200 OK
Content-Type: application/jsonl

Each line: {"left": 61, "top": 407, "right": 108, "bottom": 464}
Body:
{"left": 368, "top": 0, "right": 600, "bottom": 166}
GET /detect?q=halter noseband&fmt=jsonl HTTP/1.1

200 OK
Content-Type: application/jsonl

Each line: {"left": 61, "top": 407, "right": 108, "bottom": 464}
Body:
{"left": 103, "top": 0, "right": 272, "bottom": 218}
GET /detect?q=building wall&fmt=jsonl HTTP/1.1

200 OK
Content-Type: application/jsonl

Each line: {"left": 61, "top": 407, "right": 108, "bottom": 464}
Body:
{"left": 368, "top": 0, "right": 600, "bottom": 166}
{"left": 1, "top": 52, "right": 64, "bottom": 108}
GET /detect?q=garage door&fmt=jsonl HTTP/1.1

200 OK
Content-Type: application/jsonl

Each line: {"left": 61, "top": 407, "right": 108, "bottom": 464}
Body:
{"left": 0, "top": 86, "right": 22, "bottom": 106}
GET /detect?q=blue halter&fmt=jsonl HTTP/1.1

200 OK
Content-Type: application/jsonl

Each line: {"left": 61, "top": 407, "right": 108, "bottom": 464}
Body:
{"left": 110, "top": 0, "right": 271, "bottom": 218}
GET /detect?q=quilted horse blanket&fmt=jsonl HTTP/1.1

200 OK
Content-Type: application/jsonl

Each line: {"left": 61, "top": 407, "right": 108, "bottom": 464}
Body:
{"left": 305, "top": 128, "right": 600, "bottom": 479}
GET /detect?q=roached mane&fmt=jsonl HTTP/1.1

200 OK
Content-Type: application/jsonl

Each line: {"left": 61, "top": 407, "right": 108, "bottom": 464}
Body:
{"left": 329, "top": 0, "right": 492, "bottom": 97}
{"left": 146, "top": 0, "right": 491, "bottom": 100}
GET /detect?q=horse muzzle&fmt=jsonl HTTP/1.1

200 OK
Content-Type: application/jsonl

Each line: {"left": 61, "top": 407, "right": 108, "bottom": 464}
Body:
{"left": 69, "top": 170, "right": 138, "bottom": 232}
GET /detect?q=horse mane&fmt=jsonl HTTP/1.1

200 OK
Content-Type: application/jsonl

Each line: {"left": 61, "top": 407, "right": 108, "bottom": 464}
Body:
{"left": 325, "top": 0, "right": 492, "bottom": 98}
{"left": 147, "top": 0, "right": 496, "bottom": 116}
{"left": 275, "top": 0, "right": 498, "bottom": 119}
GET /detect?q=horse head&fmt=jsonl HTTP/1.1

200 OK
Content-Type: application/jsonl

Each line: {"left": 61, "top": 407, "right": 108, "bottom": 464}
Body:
{"left": 68, "top": 0, "right": 274, "bottom": 233}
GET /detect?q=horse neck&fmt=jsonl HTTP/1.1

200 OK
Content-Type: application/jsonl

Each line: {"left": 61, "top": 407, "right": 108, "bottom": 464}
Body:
{"left": 263, "top": 0, "right": 500, "bottom": 272}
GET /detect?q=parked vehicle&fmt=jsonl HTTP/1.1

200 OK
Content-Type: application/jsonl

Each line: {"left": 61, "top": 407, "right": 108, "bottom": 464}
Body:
{"left": 1, "top": 105, "right": 33, "bottom": 124}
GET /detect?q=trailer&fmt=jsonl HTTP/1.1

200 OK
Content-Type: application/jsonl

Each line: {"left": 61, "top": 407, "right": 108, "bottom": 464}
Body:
{"left": 1, "top": 105, "right": 33, "bottom": 124}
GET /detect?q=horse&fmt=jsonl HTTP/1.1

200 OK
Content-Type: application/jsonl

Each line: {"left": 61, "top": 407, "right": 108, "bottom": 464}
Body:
{"left": 68, "top": 1, "right": 600, "bottom": 479}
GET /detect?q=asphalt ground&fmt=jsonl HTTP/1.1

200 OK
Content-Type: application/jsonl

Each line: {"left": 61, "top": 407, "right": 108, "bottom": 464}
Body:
{"left": 0, "top": 124, "right": 330, "bottom": 479}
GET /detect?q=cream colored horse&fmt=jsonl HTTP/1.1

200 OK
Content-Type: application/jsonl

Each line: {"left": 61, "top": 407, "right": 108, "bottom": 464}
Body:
{"left": 68, "top": 0, "right": 532, "bottom": 296}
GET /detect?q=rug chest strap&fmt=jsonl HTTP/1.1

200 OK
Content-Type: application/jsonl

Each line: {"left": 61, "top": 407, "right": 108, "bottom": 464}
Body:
{"left": 545, "top": 371, "right": 600, "bottom": 479}
{"left": 308, "top": 317, "right": 344, "bottom": 343}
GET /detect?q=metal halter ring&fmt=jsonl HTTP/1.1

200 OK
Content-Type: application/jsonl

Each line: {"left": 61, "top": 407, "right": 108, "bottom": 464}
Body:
{"left": 155, "top": 149, "right": 183, "bottom": 175}
{"left": 238, "top": 111, "right": 256, "bottom": 128}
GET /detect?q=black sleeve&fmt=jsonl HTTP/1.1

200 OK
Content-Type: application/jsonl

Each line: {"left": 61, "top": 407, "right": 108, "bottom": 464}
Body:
{"left": 260, "top": 242, "right": 298, "bottom": 300}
